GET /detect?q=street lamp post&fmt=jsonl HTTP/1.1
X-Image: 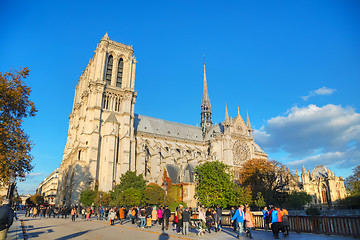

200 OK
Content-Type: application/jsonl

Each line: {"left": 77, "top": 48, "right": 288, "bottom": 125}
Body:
{"left": 162, "top": 180, "right": 168, "bottom": 206}
{"left": 7, "top": 171, "right": 16, "bottom": 202}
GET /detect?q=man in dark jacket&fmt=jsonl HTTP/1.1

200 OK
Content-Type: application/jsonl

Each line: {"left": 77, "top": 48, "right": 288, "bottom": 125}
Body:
{"left": 162, "top": 206, "right": 171, "bottom": 230}
{"left": 182, "top": 208, "right": 190, "bottom": 235}
{"left": 0, "top": 199, "right": 14, "bottom": 240}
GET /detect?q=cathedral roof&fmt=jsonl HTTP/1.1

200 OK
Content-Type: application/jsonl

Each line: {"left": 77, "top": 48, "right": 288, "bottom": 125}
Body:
{"left": 311, "top": 165, "right": 329, "bottom": 178}
{"left": 134, "top": 114, "right": 203, "bottom": 142}
{"left": 253, "top": 142, "right": 265, "bottom": 153}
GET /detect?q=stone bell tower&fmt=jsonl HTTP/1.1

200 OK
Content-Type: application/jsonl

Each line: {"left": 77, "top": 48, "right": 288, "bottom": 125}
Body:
{"left": 58, "top": 33, "right": 137, "bottom": 205}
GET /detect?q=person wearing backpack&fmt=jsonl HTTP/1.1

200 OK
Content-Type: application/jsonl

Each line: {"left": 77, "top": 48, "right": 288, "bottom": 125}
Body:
{"left": 0, "top": 199, "right": 14, "bottom": 240}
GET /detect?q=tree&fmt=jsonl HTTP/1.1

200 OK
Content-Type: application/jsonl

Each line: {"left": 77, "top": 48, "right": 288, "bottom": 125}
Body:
{"left": 143, "top": 183, "right": 164, "bottom": 205}
{"left": 117, "top": 171, "right": 147, "bottom": 192}
{"left": 195, "top": 161, "right": 249, "bottom": 208}
{"left": 30, "top": 194, "right": 44, "bottom": 205}
{"left": 93, "top": 191, "right": 111, "bottom": 206}
{"left": 254, "top": 192, "right": 266, "bottom": 208}
{"left": 285, "top": 191, "right": 312, "bottom": 208}
{"left": 111, "top": 171, "right": 146, "bottom": 203}
{"left": 227, "top": 185, "right": 252, "bottom": 207}
{"left": 80, "top": 189, "right": 97, "bottom": 206}
{"left": 0, "top": 67, "right": 37, "bottom": 182}
{"left": 239, "top": 158, "right": 291, "bottom": 205}
{"left": 346, "top": 165, "right": 360, "bottom": 196}
{"left": 118, "top": 188, "right": 142, "bottom": 206}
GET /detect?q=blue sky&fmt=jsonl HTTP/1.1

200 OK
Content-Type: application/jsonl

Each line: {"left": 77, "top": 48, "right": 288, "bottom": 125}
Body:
{"left": 1, "top": 0, "right": 359, "bottom": 194}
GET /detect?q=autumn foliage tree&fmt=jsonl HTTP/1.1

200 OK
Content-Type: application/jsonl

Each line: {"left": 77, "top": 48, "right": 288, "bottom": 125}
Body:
{"left": 0, "top": 67, "right": 36, "bottom": 182}
{"left": 239, "top": 158, "right": 290, "bottom": 205}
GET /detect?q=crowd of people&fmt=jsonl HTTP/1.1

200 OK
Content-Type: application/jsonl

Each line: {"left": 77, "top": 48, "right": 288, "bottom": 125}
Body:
{"left": 21, "top": 203, "right": 290, "bottom": 239}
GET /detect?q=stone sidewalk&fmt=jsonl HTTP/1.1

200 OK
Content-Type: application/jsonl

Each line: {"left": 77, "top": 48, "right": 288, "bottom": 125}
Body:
{"left": 7, "top": 217, "right": 23, "bottom": 240}
{"left": 7, "top": 212, "right": 355, "bottom": 240}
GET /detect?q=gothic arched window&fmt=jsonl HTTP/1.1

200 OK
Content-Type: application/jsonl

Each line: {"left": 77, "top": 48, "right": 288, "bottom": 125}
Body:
{"left": 117, "top": 58, "right": 124, "bottom": 87}
{"left": 105, "top": 55, "right": 113, "bottom": 85}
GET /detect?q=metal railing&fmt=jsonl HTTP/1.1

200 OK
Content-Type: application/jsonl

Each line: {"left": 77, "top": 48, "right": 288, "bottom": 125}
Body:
{"left": 220, "top": 213, "right": 360, "bottom": 238}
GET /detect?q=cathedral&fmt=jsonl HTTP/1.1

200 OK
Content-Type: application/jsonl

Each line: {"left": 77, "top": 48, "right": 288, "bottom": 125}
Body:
{"left": 56, "top": 34, "right": 268, "bottom": 207}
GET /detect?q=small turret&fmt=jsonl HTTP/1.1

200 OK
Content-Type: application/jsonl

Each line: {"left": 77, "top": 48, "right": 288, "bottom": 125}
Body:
{"left": 225, "top": 103, "right": 230, "bottom": 125}
{"left": 302, "top": 165, "right": 306, "bottom": 174}
{"left": 301, "top": 165, "right": 309, "bottom": 184}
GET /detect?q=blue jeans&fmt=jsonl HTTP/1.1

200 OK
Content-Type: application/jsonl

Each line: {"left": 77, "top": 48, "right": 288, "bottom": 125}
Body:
{"left": 140, "top": 218, "right": 146, "bottom": 227}
{"left": 217, "top": 217, "right": 222, "bottom": 230}
{"left": 237, "top": 221, "right": 243, "bottom": 238}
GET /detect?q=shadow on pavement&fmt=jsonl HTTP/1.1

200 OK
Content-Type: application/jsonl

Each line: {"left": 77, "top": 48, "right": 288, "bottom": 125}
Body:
{"left": 159, "top": 232, "right": 170, "bottom": 240}
{"left": 54, "top": 230, "right": 90, "bottom": 240}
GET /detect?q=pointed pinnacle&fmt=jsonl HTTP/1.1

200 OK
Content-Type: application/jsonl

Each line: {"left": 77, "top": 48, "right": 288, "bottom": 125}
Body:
{"left": 103, "top": 32, "right": 109, "bottom": 40}
{"left": 225, "top": 103, "right": 229, "bottom": 123}
{"left": 246, "top": 110, "right": 251, "bottom": 129}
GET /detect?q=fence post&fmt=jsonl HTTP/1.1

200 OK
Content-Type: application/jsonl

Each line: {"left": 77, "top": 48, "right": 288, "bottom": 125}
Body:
{"left": 296, "top": 215, "right": 300, "bottom": 233}
{"left": 324, "top": 216, "right": 329, "bottom": 235}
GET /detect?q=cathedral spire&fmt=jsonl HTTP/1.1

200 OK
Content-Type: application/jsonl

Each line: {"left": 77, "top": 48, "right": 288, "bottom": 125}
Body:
{"left": 201, "top": 61, "right": 212, "bottom": 132}
{"left": 202, "top": 61, "right": 210, "bottom": 106}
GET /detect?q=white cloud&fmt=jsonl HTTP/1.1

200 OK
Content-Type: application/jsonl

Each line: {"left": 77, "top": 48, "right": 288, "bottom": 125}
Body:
{"left": 25, "top": 172, "right": 43, "bottom": 178}
{"left": 302, "top": 87, "right": 336, "bottom": 100}
{"left": 288, "top": 147, "right": 360, "bottom": 170}
{"left": 254, "top": 104, "right": 360, "bottom": 173}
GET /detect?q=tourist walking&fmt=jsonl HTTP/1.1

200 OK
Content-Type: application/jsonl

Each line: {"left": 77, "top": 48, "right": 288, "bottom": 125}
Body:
{"left": 281, "top": 207, "right": 289, "bottom": 237}
{"left": 151, "top": 206, "right": 157, "bottom": 225}
{"left": 216, "top": 205, "right": 222, "bottom": 232}
{"left": 176, "top": 205, "right": 183, "bottom": 234}
{"left": 109, "top": 208, "right": 116, "bottom": 225}
{"left": 199, "top": 208, "right": 207, "bottom": 234}
{"left": 231, "top": 205, "right": 245, "bottom": 239}
{"left": 0, "top": 199, "right": 14, "bottom": 240}
{"left": 182, "top": 208, "right": 190, "bottom": 235}
{"left": 245, "top": 206, "right": 255, "bottom": 238}
{"left": 32, "top": 207, "right": 38, "bottom": 218}
{"left": 162, "top": 206, "right": 171, "bottom": 230}
{"left": 71, "top": 207, "right": 76, "bottom": 222}
{"left": 130, "top": 207, "right": 136, "bottom": 224}
{"left": 99, "top": 207, "right": 104, "bottom": 220}
{"left": 270, "top": 206, "right": 280, "bottom": 239}
{"left": 205, "top": 208, "right": 214, "bottom": 233}
{"left": 231, "top": 206, "right": 237, "bottom": 231}
{"left": 139, "top": 208, "right": 146, "bottom": 228}
{"left": 157, "top": 207, "right": 163, "bottom": 226}
{"left": 262, "top": 206, "right": 269, "bottom": 231}
{"left": 119, "top": 206, "right": 125, "bottom": 225}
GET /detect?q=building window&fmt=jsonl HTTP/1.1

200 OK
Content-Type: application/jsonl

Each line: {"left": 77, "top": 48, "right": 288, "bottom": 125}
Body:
{"left": 105, "top": 55, "right": 113, "bottom": 85}
{"left": 117, "top": 58, "right": 123, "bottom": 87}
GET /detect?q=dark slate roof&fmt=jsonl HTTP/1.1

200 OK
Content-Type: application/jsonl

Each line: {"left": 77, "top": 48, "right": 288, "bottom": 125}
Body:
{"left": 134, "top": 114, "right": 203, "bottom": 141}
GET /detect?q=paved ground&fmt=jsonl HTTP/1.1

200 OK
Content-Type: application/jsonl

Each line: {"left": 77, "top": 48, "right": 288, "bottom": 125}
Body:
{"left": 8, "top": 211, "right": 354, "bottom": 240}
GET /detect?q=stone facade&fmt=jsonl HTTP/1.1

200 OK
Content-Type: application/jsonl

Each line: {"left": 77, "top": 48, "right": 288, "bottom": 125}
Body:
{"left": 56, "top": 34, "right": 267, "bottom": 207}
{"left": 300, "top": 165, "right": 346, "bottom": 205}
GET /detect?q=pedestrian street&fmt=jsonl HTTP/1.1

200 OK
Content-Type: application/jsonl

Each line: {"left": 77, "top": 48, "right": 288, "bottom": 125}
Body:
{"left": 10, "top": 211, "right": 353, "bottom": 240}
